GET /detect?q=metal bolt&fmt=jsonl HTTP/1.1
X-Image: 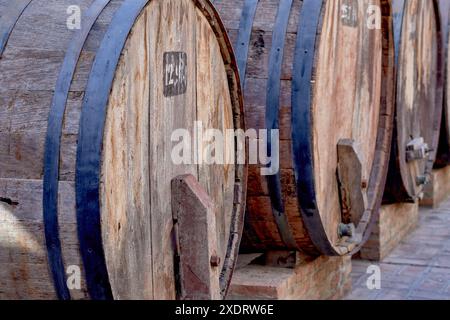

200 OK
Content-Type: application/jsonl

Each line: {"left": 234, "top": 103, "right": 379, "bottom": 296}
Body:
{"left": 210, "top": 255, "right": 221, "bottom": 267}
{"left": 361, "top": 180, "right": 368, "bottom": 189}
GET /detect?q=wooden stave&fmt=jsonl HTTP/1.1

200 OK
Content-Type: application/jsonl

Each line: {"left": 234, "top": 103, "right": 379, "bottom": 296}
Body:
{"left": 214, "top": 0, "right": 395, "bottom": 256}
{"left": 383, "top": 0, "right": 444, "bottom": 203}
{"left": 0, "top": 0, "right": 246, "bottom": 300}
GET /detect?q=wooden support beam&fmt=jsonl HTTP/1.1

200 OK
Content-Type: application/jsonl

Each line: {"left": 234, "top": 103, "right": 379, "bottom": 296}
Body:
{"left": 171, "top": 175, "right": 221, "bottom": 300}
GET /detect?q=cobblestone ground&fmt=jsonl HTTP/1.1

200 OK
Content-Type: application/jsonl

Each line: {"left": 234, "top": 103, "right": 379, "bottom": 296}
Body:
{"left": 345, "top": 197, "right": 450, "bottom": 300}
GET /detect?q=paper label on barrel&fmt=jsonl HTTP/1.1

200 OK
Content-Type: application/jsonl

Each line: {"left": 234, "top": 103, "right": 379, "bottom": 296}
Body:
{"left": 341, "top": 0, "right": 358, "bottom": 27}
{"left": 163, "top": 51, "right": 187, "bottom": 97}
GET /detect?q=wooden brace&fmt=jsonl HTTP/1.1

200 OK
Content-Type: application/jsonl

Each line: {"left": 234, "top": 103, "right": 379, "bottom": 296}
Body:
{"left": 171, "top": 174, "right": 221, "bottom": 300}
{"left": 337, "top": 139, "right": 368, "bottom": 244}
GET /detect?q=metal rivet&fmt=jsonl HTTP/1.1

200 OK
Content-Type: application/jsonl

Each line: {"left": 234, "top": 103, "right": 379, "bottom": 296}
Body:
{"left": 210, "top": 255, "right": 221, "bottom": 267}
{"left": 361, "top": 180, "right": 368, "bottom": 189}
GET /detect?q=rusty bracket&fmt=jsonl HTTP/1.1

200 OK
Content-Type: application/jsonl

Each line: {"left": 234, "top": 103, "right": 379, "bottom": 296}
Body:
{"left": 171, "top": 174, "right": 221, "bottom": 300}
{"left": 337, "top": 139, "right": 368, "bottom": 244}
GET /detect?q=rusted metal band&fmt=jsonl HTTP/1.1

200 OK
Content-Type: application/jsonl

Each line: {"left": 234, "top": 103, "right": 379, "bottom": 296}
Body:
{"left": 234, "top": 0, "right": 259, "bottom": 89}
{"left": 209, "top": 0, "right": 258, "bottom": 89}
{"left": 265, "top": 0, "right": 297, "bottom": 249}
{"left": 76, "top": 0, "right": 151, "bottom": 300}
{"left": 0, "top": 0, "right": 32, "bottom": 57}
{"left": 291, "top": 0, "right": 340, "bottom": 255}
{"left": 43, "top": 0, "right": 112, "bottom": 300}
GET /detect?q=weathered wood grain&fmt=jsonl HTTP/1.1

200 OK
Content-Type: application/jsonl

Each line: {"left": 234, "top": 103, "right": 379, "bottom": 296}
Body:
{"left": 384, "top": 0, "right": 443, "bottom": 203}
{"left": 216, "top": 0, "right": 395, "bottom": 255}
{"left": 311, "top": 0, "right": 383, "bottom": 251}
{"left": 0, "top": 178, "right": 89, "bottom": 299}
{"left": 1, "top": 0, "right": 245, "bottom": 300}
{"left": 101, "top": 4, "right": 153, "bottom": 300}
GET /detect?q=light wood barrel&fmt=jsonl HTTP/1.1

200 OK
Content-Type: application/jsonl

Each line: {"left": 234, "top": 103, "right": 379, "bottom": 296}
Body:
{"left": 213, "top": 0, "right": 395, "bottom": 256}
{"left": 436, "top": 0, "right": 450, "bottom": 168}
{"left": 383, "top": 0, "right": 444, "bottom": 203}
{"left": 0, "top": 0, "right": 246, "bottom": 300}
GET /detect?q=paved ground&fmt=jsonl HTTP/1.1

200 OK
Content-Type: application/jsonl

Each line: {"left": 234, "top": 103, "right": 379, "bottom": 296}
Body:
{"left": 345, "top": 197, "right": 450, "bottom": 300}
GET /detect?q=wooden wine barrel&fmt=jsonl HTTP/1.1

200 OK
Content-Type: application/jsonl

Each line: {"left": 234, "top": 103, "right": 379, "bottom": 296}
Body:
{"left": 213, "top": 0, "right": 395, "bottom": 256}
{"left": 0, "top": 0, "right": 246, "bottom": 300}
{"left": 435, "top": 0, "right": 450, "bottom": 168}
{"left": 383, "top": 0, "right": 444, "bottom": 203}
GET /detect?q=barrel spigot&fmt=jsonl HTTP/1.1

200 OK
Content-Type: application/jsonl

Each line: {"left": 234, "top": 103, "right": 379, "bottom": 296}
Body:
{"left": 338, "top": 223, "right": 355, "bottom": 238}
{"left": 406, "top": 137, "right": 430, "bottom": 162}
{"left": 416, "top": 174, "right": 430, "bottom": 186}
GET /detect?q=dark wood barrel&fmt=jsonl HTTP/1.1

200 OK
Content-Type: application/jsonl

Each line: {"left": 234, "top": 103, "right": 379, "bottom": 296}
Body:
{"left": 213, "top": 0, "right": 395, "bottom": 256}
{"left": 383, "top": 0, "right": 444, "bottom": 203}
{"left": 0, "top": 0, "right": 246, "bottom": 300}
{"left": 435, "top": 0, "right": 450, "bottom": 168}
